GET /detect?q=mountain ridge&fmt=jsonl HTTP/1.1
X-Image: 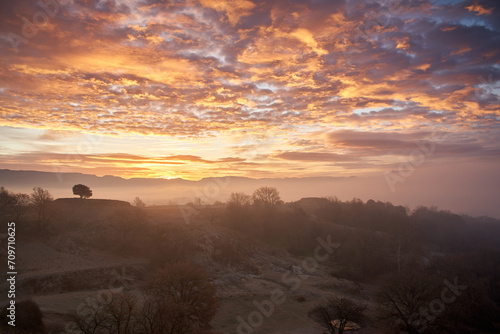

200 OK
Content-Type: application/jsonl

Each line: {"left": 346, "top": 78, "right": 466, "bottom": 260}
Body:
{"left": 0, "top": 168, "right": 354, "bottom": 183}
{"left": 2, "top": 168, "right": 500, "bottom": 219}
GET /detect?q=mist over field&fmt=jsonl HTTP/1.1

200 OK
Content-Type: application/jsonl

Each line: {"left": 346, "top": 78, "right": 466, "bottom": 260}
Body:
{"left": 2, "top": 161, "right": 500, "bottom": 218}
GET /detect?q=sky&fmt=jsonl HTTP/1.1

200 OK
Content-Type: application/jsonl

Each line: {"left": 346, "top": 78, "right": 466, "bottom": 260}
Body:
{"left": 0, "top": 0, "right": 499, "bottom": 190}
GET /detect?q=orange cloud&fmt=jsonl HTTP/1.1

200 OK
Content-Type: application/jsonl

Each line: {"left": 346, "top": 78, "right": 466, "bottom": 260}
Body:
{"left": 465, "top": 2, "right": 493, "bottom": 15}
{"left": 198, "top": 0, "right": 256, "bottom": 25}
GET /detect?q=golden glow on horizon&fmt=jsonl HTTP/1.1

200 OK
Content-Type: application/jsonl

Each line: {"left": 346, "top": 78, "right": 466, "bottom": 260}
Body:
{"left": 0, "top": 0, "right": 499, "bottom": 180}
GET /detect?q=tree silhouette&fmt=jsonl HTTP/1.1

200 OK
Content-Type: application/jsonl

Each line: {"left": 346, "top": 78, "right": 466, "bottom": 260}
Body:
{"left": 9, "top": 193, "right": 31, "bottom": 222}
{"left": 227, "top": 192, "right": 252, "bottom": 207}
{"left": 376, "top": 271, "right": 440, "bottom": 334}
{"left": 0, "top": 186, "right": 14, "bottom": 211}
{"left": 73, "top": 263, "right": 217, "bottom": 334}
{"left": 310, "top": 297, "right": 365, "bottom": 334}
{"left": 31, "top": 187, "right": 53, "bottom": 229}
{"left": 74, "top": 293, "right": 137, "bottom": 334}
{"left": 142, "top": 262, "right": 218, "bottom": 334}
{"left": 72, "top": 184, "right": 92, "bottom": 199}
{"left": 133, "top": 196, "right": 146, "bottom": 208}
{"left": 252, "top": 186, "right": 281, "bottom": 208}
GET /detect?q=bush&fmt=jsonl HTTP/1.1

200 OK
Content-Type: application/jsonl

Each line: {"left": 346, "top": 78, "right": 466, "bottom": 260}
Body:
{"left": 0, "top": 299, "right": 46, "bottom": 333}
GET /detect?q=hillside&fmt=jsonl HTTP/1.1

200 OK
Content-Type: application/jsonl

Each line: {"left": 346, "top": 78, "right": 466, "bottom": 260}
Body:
{"left": 0, "top": 200, "right": 364, "bottom": 333}
{"left": 1, "top": 193, "right": 500, "bottom": 333}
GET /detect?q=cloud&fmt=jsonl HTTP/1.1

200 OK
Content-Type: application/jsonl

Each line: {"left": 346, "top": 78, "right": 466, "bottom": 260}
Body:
{"left": 0, "top": 0, "right": 499, "bottom": 179}
{"left": 326, "top": 129, "right": 492, "bottom": 159}
{"left": 198, "top": 0, "right": 256, "bottom": 25}
{"left": 0, "top": 151, "right": 248, "bottom": 179}
{"left": 327, "top": 130, "right": 431, "bottom": 151}
{"left": 274, "top": 151, "right": 356, "bottom": 162}
{"left": 38, "top": 130, "right": 81, "bottom": 141}
{"left": 466, "top": 2, "right": 494, "bottom": 15}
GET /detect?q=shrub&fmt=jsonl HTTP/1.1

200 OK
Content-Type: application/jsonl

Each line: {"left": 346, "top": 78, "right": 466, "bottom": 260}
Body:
{"left": 0, "top": 299, "right": 46, "bottom": 333}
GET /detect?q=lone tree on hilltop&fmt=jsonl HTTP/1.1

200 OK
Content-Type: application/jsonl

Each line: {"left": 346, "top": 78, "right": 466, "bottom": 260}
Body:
{"left": 73, "top": 184, "right": 92, "bottom": 199}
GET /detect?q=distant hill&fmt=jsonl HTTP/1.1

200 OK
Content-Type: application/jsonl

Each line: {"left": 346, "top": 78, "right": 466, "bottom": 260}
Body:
{"left": 295, "top": 197, "right": 332, "bottom": 215}
{"left": 0, "top": 169, "right": 350, "bottom": 188}
{"left": 0, "top": 169, "right": 189, "bottom": 189}
{"left": 49, "top": 198, "right": 133, "bottom": 223}
{"left": 0, "top": 169, "right": 359, "bottom": 205}
{"left": 52, "top": 198, "right": 131, "bottom": 208}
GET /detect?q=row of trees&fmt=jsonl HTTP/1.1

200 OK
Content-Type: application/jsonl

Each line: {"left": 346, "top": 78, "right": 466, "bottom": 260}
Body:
{"left": 221, "top": 189, "right": 500, "bottom": 271}
{"left": 226, "top": 186, "right": 283, "bottom": 209}
{"left": 0, "top": 186, "right": 53, "bottom": 227}
{"left": 0, "top": 184, "right": 94, "bottom": 228}
{"left": 221, "top": 187, "right": 333, "bottom": 254}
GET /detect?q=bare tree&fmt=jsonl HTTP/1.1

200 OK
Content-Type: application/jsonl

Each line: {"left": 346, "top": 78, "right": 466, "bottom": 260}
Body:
{"left": 137, "top": 294, "right": 168, "bottom": 334}
{"left": 227, "top": 192, "right": 252, "bottom": 207}
{"left": 73, "top": 292, "right": 137, "bottom": 334}
{"left": 376, "top": 271, "right": 439, "bottom": 334}
{"left": 143, "top": 262, "right": 218, "bottom": 334}
{"left": 103, "top": 293, "right": 137, "bottom": 334}
{"left": 332, "top": 297, "right": 365, "bottom": 334}
{"left": 131, "top": 197, "right": 147, "bottom": 222}
{"left": 0, "top": 187, "right": 14, "bottom": 211}
{"left": 252, "top": 186, "right": 281, "bottom": 208}
{"left": 9, "top": 193, "right": 31, "bottom": 222}
{"left": 310, "top": 297, "right": 365, "bottom": 334}
{"left": 133, "top": 197, "right": 146, "bottom": 208}
{"left": 137, "top": 293, "right": 170, "bottom": 334}
{"left": 30, "top": 187, "right": 53, "bottom": 228}
{"left": 73, "top": 298, "right": 110, "bottom": 334}
{"left": 0, "top": 188, "right": 30, "bottom": 221}
{"left": 225, "top": 192, "right": 253, "bottom": 229}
